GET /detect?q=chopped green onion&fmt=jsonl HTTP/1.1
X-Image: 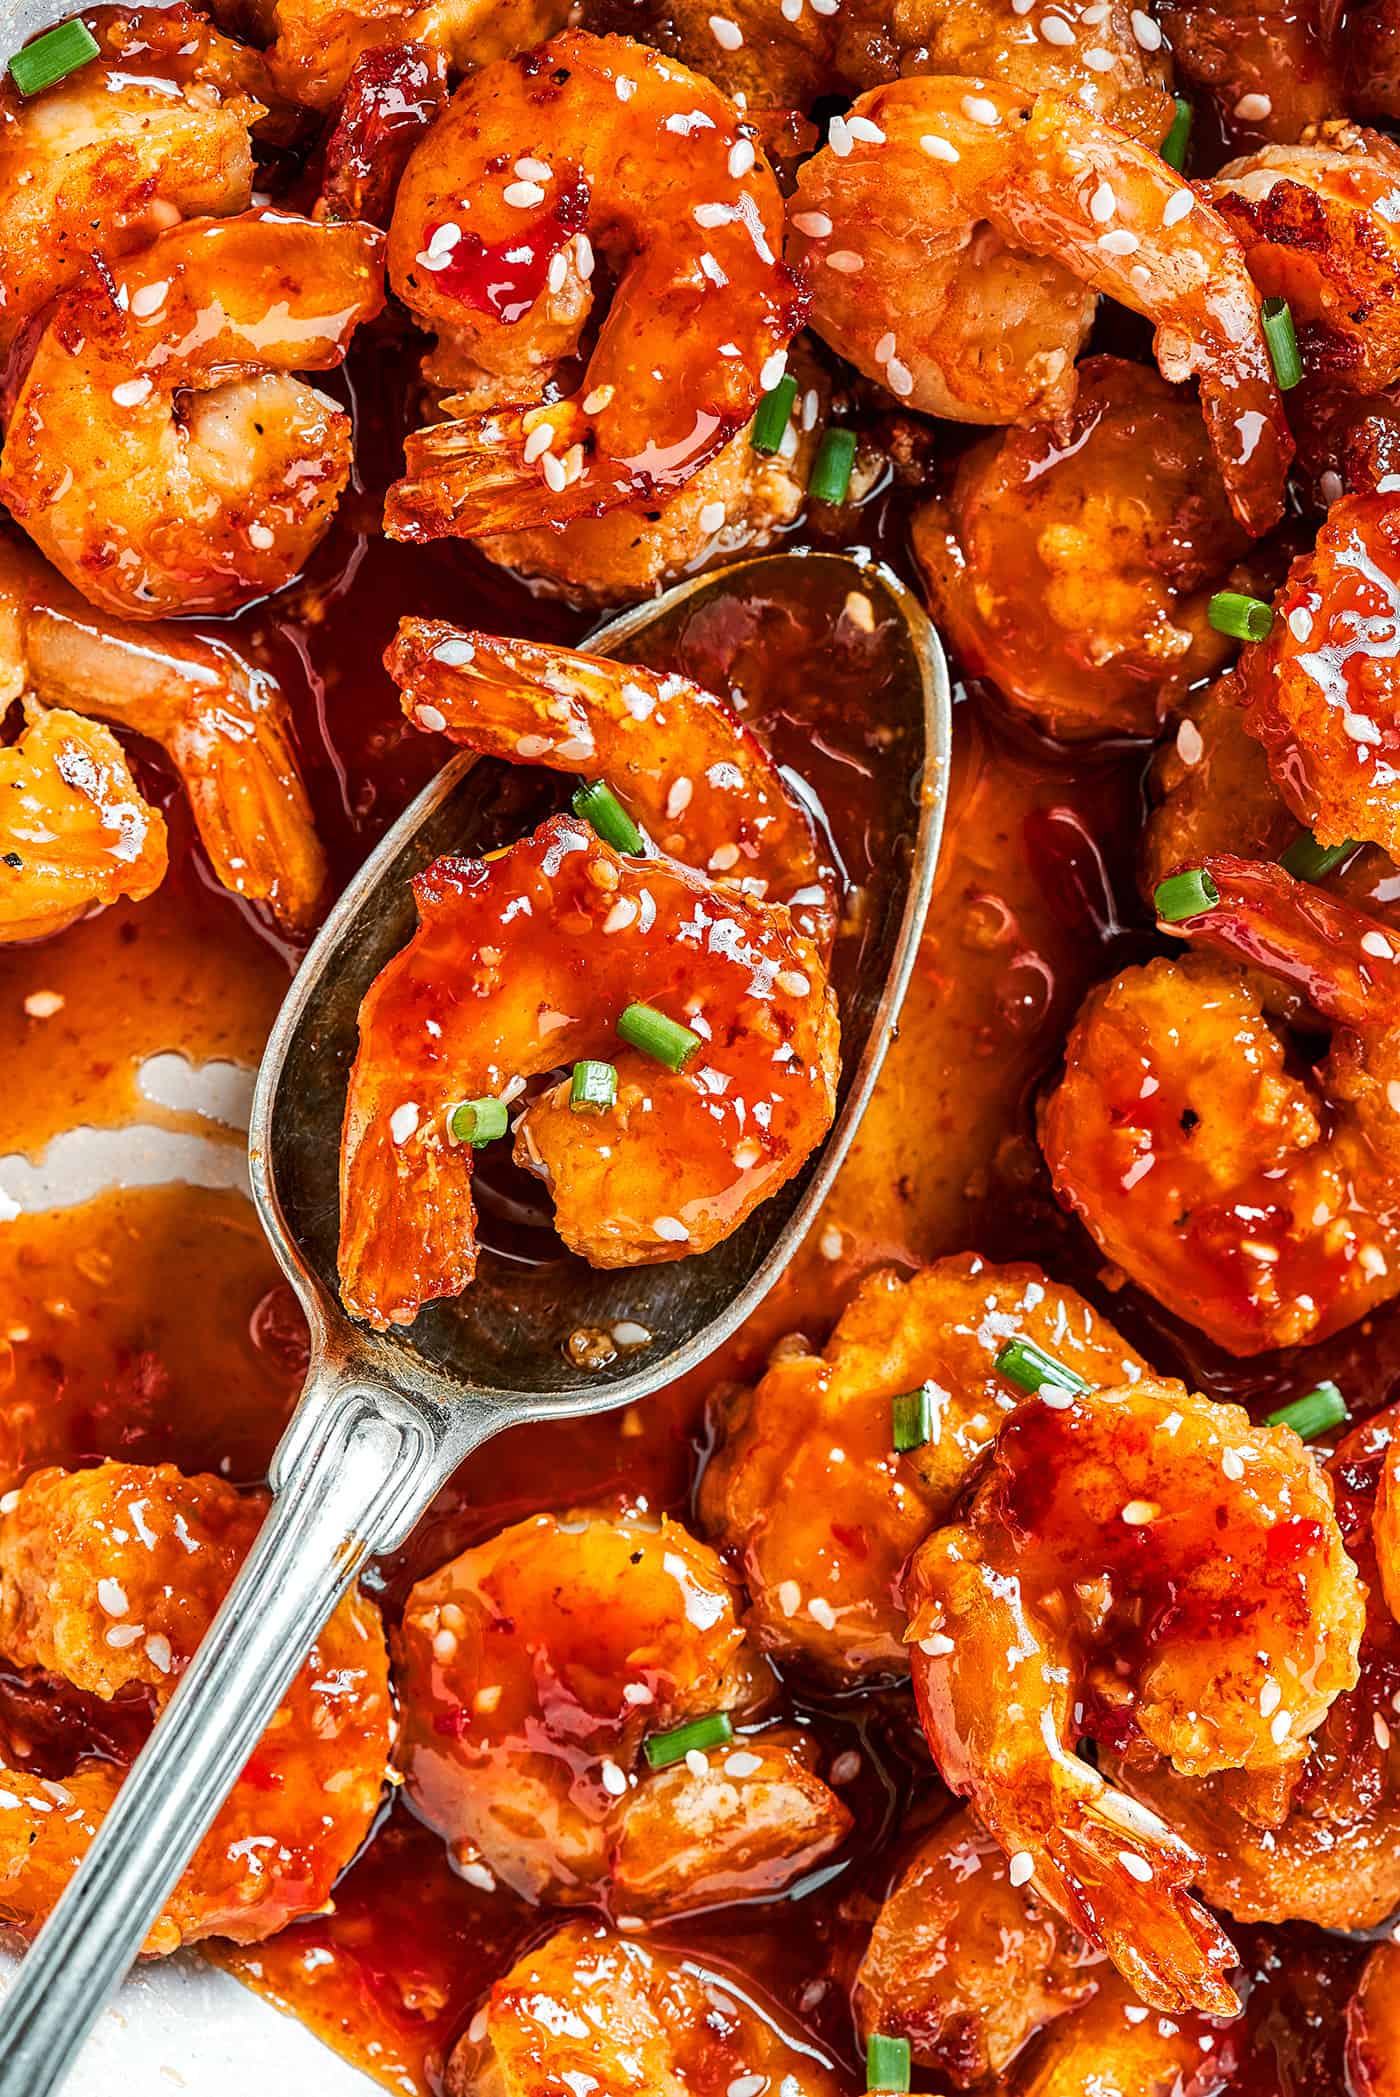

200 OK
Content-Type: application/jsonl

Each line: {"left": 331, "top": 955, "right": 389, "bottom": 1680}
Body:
{"left": 995, "top": 1338, "right": 1090, "bottom": 1398}
{"left": 1154, "top": 867, "right": 1220, "bottom": 922}
{"left": 447, "top": 1096, "right": 508, "bottom": 1146}
{"left": 892, "top": 1385, "right": 935, "bottom": 1453}
{"left": 1281, "top": 830, "right": 1359, "bottom": 883}
{"left": 1265, "top": 1381, "right": 1348, "bottom": 1441}
{"left": 1208, "top": 590, "right": 1274, "bottom": 643}
{"left": 617, "top": 1001, "right": 700, "bottom": 1072}
{"left": 1160, "top": 94, "right": 1192, "bottom": 172}
{"left": 810, "top": 426, "right": 856, "bottom": 506}
{"left": 866, "top": 2033, "right": 912, "bottom": 2094}
{"left": 572, "top": 779, "right": 642, "bottom": 855}
{"left": 570, "top": 1059, "right": 618, "bottom": 1113}
{"left": 643, "top": 1710, "right": 734, "bottom": 1770}
{"left": 751, "top": 373, "right": 799, "bottom": 454}
{"left": 1261, "top": 296, "right": 1303, "bottom": 391}
{"left": 8, "top": 18, "right": 99, "bottom": 96}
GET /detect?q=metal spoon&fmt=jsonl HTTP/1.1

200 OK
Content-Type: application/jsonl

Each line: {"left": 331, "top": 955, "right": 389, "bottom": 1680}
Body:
{"left": 0, "top": 548, "right": 950, "bottom": 2096}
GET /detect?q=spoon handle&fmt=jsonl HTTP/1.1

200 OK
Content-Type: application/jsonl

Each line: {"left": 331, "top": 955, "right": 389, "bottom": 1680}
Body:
{"left": 0, "top": 1373, "right": 485, "bottom": 2097}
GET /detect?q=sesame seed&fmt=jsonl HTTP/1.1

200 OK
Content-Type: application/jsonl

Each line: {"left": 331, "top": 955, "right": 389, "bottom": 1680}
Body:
{"left": 515, "top": 156, "right": 551, "bottom": 181}
{"left": 1121, "top": 1499, "right": 1159, "bottom": 1525}
{"left": 1321, "top": 470, "right": 1344, "bottom": 503}
{"left": 1090, "top": 179, "right": 1117, "bottom": 221}
{"left": 782, "top": 0, "right": 802, "bottom": 18}
{"left": 1098, "top": 228, "right": 1140, "bottom": 255}
{"left": 615, "top": 75, "right": 635, "bottom": 100}
{"left": 819, "top": 1224, "right": 843, "bottom": 1259}
{"left": 144, "top": 1633, "right": 172, "bottom": 1674}
{"left": 389, "top": 1102, "right": 419, "bottom": 1145}
{"left": 432, "top": 1628, "right": 457, "bottom": 1662}
{"left": 667, "top": 776, "right": 693, "bottom": 818}
{"left": 433, "top": 637, "right": 476, "bottom": 666}
{"left": 22, "top": 990, "right": 63, "bottom": 1019}
{"left": 106, "top": 1624, "right": 143, "bottom": 1649}
{"left": 473, "top": 1684, "right": 502, "bottom": 1713}
{"left": 1377, "top": 1712, "right": 1392, "bottom": 1750}
{"left": 694, "top": 202, "right": 733, "bottom": 229}
{"left": 1288, "top": 606, "right": 1313, "bottom": 641}
{"left": 603, "top": 898, "right": 638, "bottom": 933}
{"left": 523, "top": 423, "right": 554, "bottom": 463}
{"left": 1363, "top": 931, "right": 1394, "bottom": 959}
{"left": 415, "top": 704, "right": 447, "bottom": 733}
{"left": 886, "top": 356, "right": 914, "bottom": 396}
{"left": 653, "top": 1216, "right": 690, "bottom": 1242}
{"left": 1162, "top": 189, "right": 1195, "bottom": 226}
{"left": 829, "top": 1750, "right": 861, "bottom": 1783}
{"left": 541, "top": 451, "right": 567, "bottom": 493}
{"left": 1387, "top": 1080, "right": 1400, "bottom": 1113}
{"left": 825, "top": 250, "right": 864, "bottom": 273}
{"left": 1176, "top": 718, "right": 1204, "bottom": 766}
{"left": 1270, "top": 1708, "right": 1292, "bottom": 1744}
{"left": 130, "top": 281, "right": 168, "bottom": 317}
{"left": 1131, "top": 8, "right": 1162, "bottom": 45}
{"left": 503, "top": 180, "right": 546, "bottom": 208}
{"left": 1040, "top": 12, "right": 1076, "bottom": 40}
{"left": 1234, "top": 91, "right": 1272, "bottom": 119}
{"left": 777, "top": 1579, "right": 802, "bottom": 1616}
{"left": 600, "top": 1759, "right": 628, "bottom": 1796}
{"left": 809, "top": 1596, "right": 837, "bottom": 1629}
{"left": 1260, "top": 1678, "right": 1281, "bottom": 1717}
{"left": 1083, "top": 45, "right": 1116, "bottom": 68}
{"left": 847, "top": 115, "right": 885, "bottom": 142}
{"left": 828, "top": 113, "right": 853, "bottom": 156}
{"left": 699, "top": 501, "right": 726, "bottom": 534}
{"left": 728, "top": 138, "right": 756, "bottom": 178}
{"left": 1222, "top": 1448, "right": 1245, "bottom": 1481}
{"left": 724, "top": 1751, "right": 763, "bottom": 1778}
{"left": 0, "top": 1492, "right": 18, "bottom": 1516}
{"left": 623, "top": 1683, "right": 653, "bottom": 1706}
{"left": 777, "top": 968, "right": 811, "bottom": 996}
{"left": 582, "top": 384, "right": 615, "bottom": 414}
{"left": 684, "top": 1747, "right": 711, "bottom": 1777}
{"left": 874, "top": 331, "right": 896, "bottom": 363}
{"left": 759, "top": 350, "right": 788, "bottom": 390}
{"left": 546, "top": 250, "right": 568, "bottom": 294}
{"left": 1120, "top": 1850, "right": 1154, "bottom": 1882}
{"left": 1008, "top": 1850, "right": 1034, "bottom": 1887}
{"left": 962, "top": 93, "right": 1001, "bottom": 123}
{"left": 709, "top": 13, "right": 743, "bottom": 45}
{"left": 920, "top": 1632, "right": 955, "bottom": 1656}
{"left": 111, "top": 377, "right": 153, "bottom": 408}
{"left": 97, "top": 1578, "right": 128, "bottom": 1618}
{"left": 459, "top": 1860, "right": 496, "bottom": 1891}
{"left": 792, "top": 209, "right": 833, "bottom": 236}
{"left": 920, "top": 133, "right": 960, "bottom": 163}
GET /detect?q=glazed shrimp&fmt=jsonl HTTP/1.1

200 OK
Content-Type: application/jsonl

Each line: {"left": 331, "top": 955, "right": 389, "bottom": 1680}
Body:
{"left": 0, "top": 5, "right": 269, "bottom": 357}
{"left": 338, "top": 814, "right": 838, "bottom": 1327}
{"left": 0, "top": 211, "right": 384, "bottom": 621}
{"left": 1015, "top": 1969, "right": 1213, "bottom": 2097}
{"left": 382, "top": 33, "right": 803, "bottom": 543}
{"left": 386, "top": 619, "right": 839, "bottom": 946}
{"left": 1157, "top": 0, "right": 1342, "bottom": 154}
{"left": 1348, "top": 1943, "right": 1400, "bottom": 2097}
{"left": 0, "top": 1461, "right": 390, "bottom": 1950}
{"left": 904, "top": 1376, "right": 1364, "bottom": 2013}
{"left": 698, "top": 1255, "right": 1149, "bottom": 1682}
{"left": 1041, "top": 856, "right": 1400, "bottom": 1353}
{"left": 0, "top": 709, "right": 166, "bottom": 943}
{"left": 789, "top": 82, "right": 1292, "bottom": 535}
{"left": 397, "top": 1509, "right": 850, "bottom": 1910}
{"left": 447, "top": 1922, "right": 844, "bottom": 2097}
{"left": 0, "top": 534, "right": 326, "bottom": 930}
{"left": 218, "top": 0, "right": 568, "bottom": 109}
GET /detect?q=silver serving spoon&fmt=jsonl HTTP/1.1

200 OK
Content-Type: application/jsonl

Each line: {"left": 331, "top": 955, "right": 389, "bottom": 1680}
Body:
{"left": 0, "top": 549, "right": 950, "bottom": 2096}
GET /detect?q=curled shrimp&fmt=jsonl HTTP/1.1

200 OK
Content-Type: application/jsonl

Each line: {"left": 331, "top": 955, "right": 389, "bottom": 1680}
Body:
{"left": 788, "top": 82, "right": 1292, "bottom": 535}
{"left": 0, "top": 211, "right": 384, "bottom": 621}
{"left": 397, "top": 1508, "right": 850, "bottom": 1910}
{"left": 447, "top": 1921, "right": 844, "bottom": 2097}
{"left": 904, "top": 1375, "right": 1364, "bottom": 2014}
{"left": 0, "top": 5, "right": 268, "bottom": 356}
{"left": 338, "top": 812, "right": 838, "bottom": 1327}
{"left": 1016, "top": 1968, "right": 1212, "bottom": 2097}
{"left": 0, "top": 533, "right": 326, "bottom": 930}
{"left": 382, "top": 32, "right": 803, "bottom": 543}
{"left": 0, "top": 1461, "right": 390, "bottom": 1951}
{"left": 0, "top": 708, "right": 166, "bottom": 943}
{"left": 698, "top": 1254, "right": 1148, "bottom": 1683}
{"left": 386, "top": 619, "right": 839, "bottom": 946}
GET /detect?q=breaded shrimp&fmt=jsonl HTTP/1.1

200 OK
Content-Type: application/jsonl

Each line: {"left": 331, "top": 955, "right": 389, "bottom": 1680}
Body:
{"left": 0, "top": 708, "right": 166, "bottom": 943}
{"left": 1348, "top": 1943, "right": 1400, "bottom": 2097}
{"left": 0, "top": 533, "right": 326, "bottom": 931}
{"left": 1158, "top": 0, "right": 1342, "bottom": 153}
{"left": 904, "top": 1376, "right": 1364, "bottom": 2013}
{"left": 396, "top": 1509, "right": 850, "bottom": 1910}
{"left": 338, "top": 814, "right": 838, "bottom": 1327}
{"left": 385, "top": 619, "right": 839, "bottom": 946}
{"left": 789, "top": 83, "right": 1292, "bottom": 534}
{"left": 1041, "top": 857, "right": 1400, "bottom": 1353}
{"left": 314, "top": 40, "right": 447, "bottom": 227}
{"left": 0, "top": 211, "right": 384, "bottom": 621}
{"left": 698, "top": 1255, "right": 1149, "bottom": 1682}
{"left": 1016, "top": 1969, "right": 1212, "bottom": 2097}
{"left": 383, "top": 33, "right": 803, "bottom": 542}
{"left": 0, "top": 1461, "right": 390, "bottom": 1951}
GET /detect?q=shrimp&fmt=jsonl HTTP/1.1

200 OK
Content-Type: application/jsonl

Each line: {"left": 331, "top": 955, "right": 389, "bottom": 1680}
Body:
{"left": 698, "top": 1255, "right": 1149, "bottom": 1683}
{"left": 1348, "top": 1943, "right": 1400, "bottom": 2097}
{"left": 1015, "top": 1969, "right": 1213, "bottom": 2097}
{"left": 395, "top": 1509, "right": 850, "bottom": 1910}
{"left": 338, "top": 814, "right": 838, "bottom": 1327}
{"left": 446, "top": 1921, "right": 844, "bottom": 2097}
{"left": 314, "top": 40, "right": 448, "bottom": 228}
{"left": 0, "top": 1461, "right": 389, "bottom": 1951}
{"left": 0, "top": 5, "right": 268, "bottom": 356}
{"left": 382, "top": 33, "right": 803, "bottom": 544}
{"left": 385, "top": 619, "right": 839, "bottom": 946}
{"left": 853, "top": 1806, "right": 1103, "bottom": 2087}
{"left": 0, "top": 211, "right": 384, "bottom": 621}
{"left": 0, "top": 532, "right": 326, "bottom": 930}
{"left": 911, "top": 356, "right": 1265, "bottom": 740}
{"left": 0, "top": 708, "right": 166, "bottom": 943}
{"left": 788, "top": 82, "right": 1292, "bottom": 535}
{"left": 1157, "top": 0, "right": 1342, "bottom": 153}
{"left": 904, "top": 1376, "right": 1364, "bottom": 2014}
{"left": 1040, "top": 856, "right": 1400, "bottom": 1353}
{"left": 215, "top": 0, "right": 568, "bottom": 109}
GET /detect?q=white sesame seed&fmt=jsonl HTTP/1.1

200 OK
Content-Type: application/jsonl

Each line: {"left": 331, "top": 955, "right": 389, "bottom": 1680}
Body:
{"left": 1270, "top": 1709, "right": 1292, "bottom": 1744}
{"left": 111, "top": 377, "right": 153, "bottom": 408}
{"left": 1131, "top": 8, "right": 1162, "bottom": 45}
{"left": 515, "top": 156, "right": 552, "bottom": 181}
{"left": 685, "top": 1748, "right": 711, "bottom": 1777}
{"left": 886, "top": 356, "right": 914, "bottom": 396}
{"left": 920, "top": 133, "right": 960, "bottom": 163}
{"left": 523, "top": 423, "right": 554, "bottom": 464}
{"left": 709, "top": 13, "right": 743, "bottom": 46}
{"left": 1098, "top": 228, "right": 1140, "bottom": 255}
{"left": 1222, "top": 1448, "right": 1245, "bottom": 1481}
{"left": 432, "top": 1628, "right": 457, "bottom": 1662}
{"left": 415, "top": 704, "right": 448, "bottom": 733}
{"left": 582, "top": 384, "right": 615, "bottom": 414}
{"left": 144, "top": 1633, "right": 172, "bottom": 1674}
{"left": 829, "top": 1750, "right": 861, "bottom": 1784}
{"left": 728, "top": 2076, "right": 767, "bottom": 2097}
{"left": 760, "top": 350, "right": 788, "bottom": 390}
{"left": 792, "top": 210, "right": 833, "bottom": 237}
{"left": 782, "top": 0, "right": 802, "bottom": 18}
{"left": 105, "top": 1623, "right": 143, "bottom": 1649}
{"left": 1162, "top": 189, "right": 1195, "bottom": 227}
{"left": 22, "top": 990, "right": 63, "bottom": 1019}
{"left": 615, "top": 74, "right": 635, "bottom": 100}
{"left": 0, "top": 1492, "right": 17, "bottom": 1516}
{"left": 667, "top": 776, "right": 693, "bottom": 818}
{"left": 653, "top": 1216, "right": 690, "bottom": 1242}
{"left": 433, "top": 637, "right": 476, "bottom": 666}
{"left": 777, "top": 1579, "right": 802, "bottom": 1616}
{"left": 1083, "top": 45, "right": 1116, "bottom": 68}
{"left": 97, "top": 1578, "right": 128, "bottom": 1618}
{"left": 828, "top": 113, "right": 853, "bottom": 156}
{"left": 1377, "top": 1712, "right": 1392, "bottom": 1751}
{"left": 575, "top": 234, "right": 595, "bottom": 280}
{"left": 459, "top": 1860, "right": 496, "bottom": 1891}
{"left": 1287, "top": 606, "right": 1313, "bottom": 641}
{"left": 777, "top": 968, "right": 811, "bottom": 996}
{"left": 130, "top": 280, "right": 169, "bottom": 317}
{"left": 546, "top": 250, "right": 568, "bottom": 294}
{"left": 1260, "top": 1678, "right": 1282, "bottom": 1717}
{"left": 1120, "top": 1850, "right": 1154, "bottom": 1882}
{"left": 728, "top": 138, "right": 756, "bottom": 178}
{"left": 623, "top": 1682, "right": 654, "bottom": 1706}
{"left": 600, "top": 1758, "right": 628, "bottom": 1796}
{"left": 709, "top": 843, "right": 741, "bottom": 872}
{"left": 1321, "top": 470, "right": 1344, "bottom": 504}
{"left": 919, "top": 1632, "right": 955, "bottom": 1657}
{"left": 825, "top": 250, "right": 864, "bottom": 273}
{"left": 1121, "top": 1500, "right": 1158, "bottom": 1525}
{"left": 1090, "top": 179, "right": 1117, "bottom": 221}
{"left": 809, "top": 1596, "right": 837, "bottom": 1630}
{"left": 1363, "top": 931, "right": 1394, "bottom": 959}
{"left": 389, "top": 1102, "right": 419, "bottom": 1145}
{"left": 503, "top": 180, "right": 546, "bottom": 208}
{"left": 1040, "top": 9, "right": 1076, "bottom": 37}
{"left": 847, "top": 115, "right": 885, "bottom": 142}
{"left": 874, "top": 331, "right": 896, "bottom": 363}
{"left": 962, "top": 93, "right": 1001, "bottom": 123}
{"left": 1234, "top": 91, "right": 1272, "bottom": 119}
{"left": 1175, "top": 718, "right": 1204, "bottom": 766}
{"left": 724, "top": 1751, "right": 763, "bottom": 1778}
{"left": 699, "top": 501, "right": 726, "bottom": 534}
{"left": 541, "top": 450, "right": 567, "bottom": 493}
{"left": 604, "top": 898, "right": 639, "bottom": 934}
{"left": 1008, "top": 1850, "right": 1034, "bottom": 1887}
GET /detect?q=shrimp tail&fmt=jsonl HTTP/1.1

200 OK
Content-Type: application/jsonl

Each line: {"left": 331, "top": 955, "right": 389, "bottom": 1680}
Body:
{"left": 384, "top": 402, "right": 638, "bottom": 542}
{"left": 338, "top": 1107, "right": 479, "bottom": 1328}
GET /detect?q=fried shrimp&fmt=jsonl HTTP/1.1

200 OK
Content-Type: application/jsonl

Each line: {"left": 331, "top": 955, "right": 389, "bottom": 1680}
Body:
{"left": 0, "top": 534, "right": 325, "bottom": 930}
{"left": 1041, "top": 856, "right": 1400, "bottom": 1353}
{"left": 396, "top": 1509, "right": 850, "bottom": 1910}
{"left": 912, "top": 357, "right": 1264, "bottom": 739}
{"left": 0, "top": 212, "right": 384, "bottom": 622}
{"left": 0, "top": 709, "right": 166, "bottom": 943}
{"left": 0, "top": 4, "right": 268, "bottom": 356}
{"left": 446, "top": 1922, "right": 844, "bottom": 2097}
{"left": 382, "top": 33, "right": 803, "bottom": 543}
{"left": 338, "top": 813, "right": 838, "bottom": 1327}
{"left": 386, "top": 619, "right": 839, "bottom": 946}
{"left": 214, "top": 0, "right": 567, "bottom": 109}
{"left": 904, "top": 1376, "right": 1364, "bottom": 2014}
{"left": 789, "top": 83, "right": 1292, "bottom": 534}
{"left": 698, "top": 1255, "right": 1148, "bottom": 1682}
{"left": 0, "top": 1461, "right": 389, "bottom": 1950}
{"left": 1158, "top": 0, "right": 1342, "bottom": 153}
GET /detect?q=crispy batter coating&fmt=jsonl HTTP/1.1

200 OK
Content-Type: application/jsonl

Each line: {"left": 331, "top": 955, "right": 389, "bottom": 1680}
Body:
{"left": 217, "top": 0, "right": 566, "bottom": 109}
{"left": 1015, "top": 1969, "right": 1210, "bottom": 2097}
{"left": 1348, "top": 1942, "right": 1400, "bottom": 2097}
{"left": 1158, "top": 0, "right": 1341, "bottom": 152}
{"left": 0, "top": 709, "right": 166, "bottom": 943}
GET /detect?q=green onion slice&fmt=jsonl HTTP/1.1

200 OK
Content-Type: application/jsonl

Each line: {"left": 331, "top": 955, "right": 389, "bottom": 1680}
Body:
{"left": 447, "top": 1096, "right": 509, "bottom": 1146}
{"left": 810, "top": 426, "right": 856, "bottom": 506}
{"left": 751, "top": 373, "right": 798, "bottom": 454}
{"left": 643, "top": 1710, "right": 735, "bottom": 1770}
{"left": 8, "top": 17, "right": 99, "bottom": 96}
{"left": 617, "top": 1001, "right": 700, "bottom": 1072}
{"left": 866, "top": 2032, "right": 912, "bottom": 2094}
{"left": 995, "top": 1338, "right": 1090, "bottom": 1398}
{"left": 1160, "top": 94, "right": 1192, "bottom": 172}
{"left": 1281, "top": 831, "right": 1359, "bottom": 883}
{"left": 1261, "top": 296, "right": 1303, "bottom": 391}
{"left": 570, "top": 1059, "right": 618, "bottom": 1113}
{"left": 892, "top": 1385, "right": 935, "bottom": 1453}
{"left": 572, "top": 779, "right": 643, "bottom": 855}
{"left": 1265, "top": 1381, "right": 1348, "bottom": 1441}
{"left": 1208, "top": 590, "right": 1274, "bottom": 643}
{"left": 1155, "top": 867, "right": 1220, "bottom": 922}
